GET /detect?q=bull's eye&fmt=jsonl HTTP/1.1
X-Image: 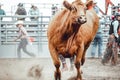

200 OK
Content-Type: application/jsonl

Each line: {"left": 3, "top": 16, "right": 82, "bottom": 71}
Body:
{"left": 71, "top": 6, "right": 77, "bottom": 12}
{"left": 72, "top": 9, "right": 77, "bottom": 13}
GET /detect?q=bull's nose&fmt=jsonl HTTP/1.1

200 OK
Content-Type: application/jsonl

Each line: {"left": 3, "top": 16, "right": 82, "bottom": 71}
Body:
{"left": 80, "top": 19, "right": 87, "bottom": 24}
{"left": 78, "top": 17, "right": 87, "bottom": 24}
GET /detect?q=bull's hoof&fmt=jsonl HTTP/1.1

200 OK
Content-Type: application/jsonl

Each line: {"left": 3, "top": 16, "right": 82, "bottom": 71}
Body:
{"left": 75, "top": 78, "right": 82, "bottom": 80}
{"left": 75, "top": 75, "right": 82, "bottom": 80}
{"left": 54, "top": 71, "right": 61, "bottom": 80}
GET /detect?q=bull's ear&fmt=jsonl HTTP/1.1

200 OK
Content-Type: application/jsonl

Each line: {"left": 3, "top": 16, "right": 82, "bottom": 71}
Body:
{"left": 63, "top": 0, "right": 72, "bottom": 10}
{"left": 85, "top": 0, "right": 93, "bottom": 10}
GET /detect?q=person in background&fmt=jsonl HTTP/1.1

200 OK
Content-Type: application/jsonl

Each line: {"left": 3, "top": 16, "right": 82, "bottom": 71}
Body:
{"left": 15, "top": 3, "right": 27, "bottom": 20}
{"left": 116, "top": 13, "right": 120, "bottom": 48}
{"left": 91, "top": 1, "right": 103, "bottom": 59}
{"left": 14, "top": 20, "right": 36, "bottom": 58}
{"left": 28, "top": 4, "right": 39, "bottom": 21}
{"left": 93, "top": 1, "right": 99, "bottom": 14}
{"left": 109, "top": 15, "right": 116, "bottom": 35}
{"left": 0, "top": 3, "right": 6, "bottom": 27}
{"left": 51, "top": 4, "right": 58, "bottom": 16}
{"left": 109, "top": 14, "right": 119, "bottom": 53}
{"left": 102, "top": 14, "right": 119, "bottom": 65}
{"left": 91, "top": 16, "right": 103, "bottom": 58}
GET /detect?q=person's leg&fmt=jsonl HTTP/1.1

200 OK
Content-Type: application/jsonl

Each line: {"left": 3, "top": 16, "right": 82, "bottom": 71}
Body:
{"left": 22, "top": 44, "right": 35, "bottom": 57}
{"left": 91, "top": 37, "right": 97, "bottom": 58}
{"left": 102, "top": 37, "right": 113, "bottom": 65}
{"left": 59, "top": 54, "right": 68, "bottom": 71}
{"left": 21, "top": 38, "right": 35, "bottom": 57}
{"left": 98, "top": 35, "right": 103, "bottom": 58}
{"left": 111, "top": 41, "right": 118, "bottom": 65}
{"left": 17, "top": 42, "right": 22, "bottom": 58}
{"left": 70, "top": 56, "right": 74, "bottom": 70}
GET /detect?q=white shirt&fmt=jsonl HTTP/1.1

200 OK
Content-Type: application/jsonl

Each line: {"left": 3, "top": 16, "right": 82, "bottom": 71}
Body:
{"left": 112, "top": 20, "right": 119, "bottom": 38}
{"left": 18, "top": 26, "right": 28, "bottom": 39}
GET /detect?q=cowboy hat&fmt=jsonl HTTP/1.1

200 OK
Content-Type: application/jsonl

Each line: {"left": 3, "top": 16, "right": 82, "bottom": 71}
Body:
{"left": 17, "top": 3, "right": 23, "bottom": 7}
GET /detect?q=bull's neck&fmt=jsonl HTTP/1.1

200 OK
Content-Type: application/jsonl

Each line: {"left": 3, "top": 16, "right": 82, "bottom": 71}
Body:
{"left": 61, "top": 23, "right": 80, "bottom": 40}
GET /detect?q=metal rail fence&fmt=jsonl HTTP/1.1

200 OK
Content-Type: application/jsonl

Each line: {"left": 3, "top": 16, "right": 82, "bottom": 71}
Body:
{"left": 0, "top": 15, "right": 51, "bottom": 45}
{"left": 0, "top": 15, "right": 111, "bottom": 45}
{"left": 0, "top": 15, "right": 111, "bottom": 58}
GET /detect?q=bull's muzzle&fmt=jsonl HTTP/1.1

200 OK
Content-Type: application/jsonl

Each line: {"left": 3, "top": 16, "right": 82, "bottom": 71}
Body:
{"left": 78, "top": 15, "right": 87, "bottom": 24}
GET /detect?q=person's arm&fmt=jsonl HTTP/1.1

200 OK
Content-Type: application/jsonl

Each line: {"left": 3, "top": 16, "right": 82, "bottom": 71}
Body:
{"left": 21, "top": 27, "right": 27, "bottom": 35}
{"left": 14, "top": 27, "right": 27, "bottom": 41}
{"left": 14, "top": 34, "right": 22, "bottom": 41}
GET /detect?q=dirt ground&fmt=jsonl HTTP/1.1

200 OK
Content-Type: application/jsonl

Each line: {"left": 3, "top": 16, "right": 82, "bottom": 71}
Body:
{"left": 0, "top": 58, "right": 120, "bottom": 80}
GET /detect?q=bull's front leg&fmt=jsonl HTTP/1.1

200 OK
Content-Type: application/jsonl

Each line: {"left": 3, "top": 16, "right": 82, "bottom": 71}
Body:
{"left": 49, "top": 44, "right": 61, "bottom": 80}
{"left": 81, "top": 44, "right": 91, "bottom": 65}
{"left": 54, "top": 61, "right": 61, "bottom": 80}
{"left": 75, "top": 46, "right": 84, "bottom": 80}
{"left": 52, "top": 54, "right": 61, "bottom": 80}
{"left": 81, "top": 49, "right": 87, "bottom": 65}
{"left": 75, "top": 61, "right": 81, "bottom": 80}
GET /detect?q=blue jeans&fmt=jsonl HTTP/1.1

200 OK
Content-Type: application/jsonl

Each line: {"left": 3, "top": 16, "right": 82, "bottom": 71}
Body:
{"left": 91, "top": 33, "right": 103, "bottom": 57}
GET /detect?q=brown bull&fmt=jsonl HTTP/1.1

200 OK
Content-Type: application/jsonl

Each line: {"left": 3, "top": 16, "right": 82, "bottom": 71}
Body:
{"left": 47, "top": 0, "right": 99, "bottom": 80}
